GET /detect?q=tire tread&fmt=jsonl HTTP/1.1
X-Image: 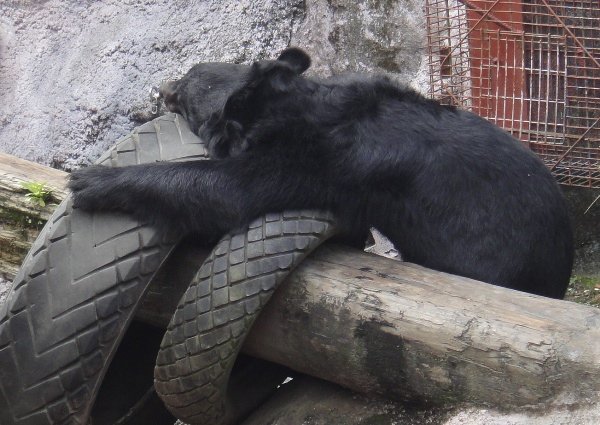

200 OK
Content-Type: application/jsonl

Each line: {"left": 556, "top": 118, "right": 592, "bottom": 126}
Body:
{"left": 0, "top": 114, "right": 205, "bottom": 425}
{"left": 154, "top": 211, "right": 337, "bottom": 424}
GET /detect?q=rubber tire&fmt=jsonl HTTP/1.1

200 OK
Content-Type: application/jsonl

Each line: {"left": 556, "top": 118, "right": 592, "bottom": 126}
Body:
{"left": 154, "top": 210, "right": 337, "bottom": 425}
{"left": 0, "top": 113, "right": 338, "bottom": 425}
{"left": 0, "top": 114, "right": 206, "bottom": 425}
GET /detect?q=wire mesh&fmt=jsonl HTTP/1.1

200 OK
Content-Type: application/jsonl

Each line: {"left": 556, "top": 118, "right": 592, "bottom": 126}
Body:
{"left": 426, "top": 0, "right": 600, "bottom": 188}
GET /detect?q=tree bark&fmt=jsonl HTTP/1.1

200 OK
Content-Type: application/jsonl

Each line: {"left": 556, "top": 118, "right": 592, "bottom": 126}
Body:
{"left": 242, "top": 245, "right": 600, "bottom": 408}
{"left": 0, "top": 152, "right": 67, "bottom": 279}
{"left": 240, "top": 374, "right": 443, "bottom": 425}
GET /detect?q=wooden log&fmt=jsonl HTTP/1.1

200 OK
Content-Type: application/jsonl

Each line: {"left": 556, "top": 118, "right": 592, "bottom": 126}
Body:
{"left": 243, "top": 245, "right": 600, "bottom": 409}
{"left": 0, "top": 153, "right": 67, "bottom": 279}
{"left": 240, "top": 374, "right": 432, "bottom": 425}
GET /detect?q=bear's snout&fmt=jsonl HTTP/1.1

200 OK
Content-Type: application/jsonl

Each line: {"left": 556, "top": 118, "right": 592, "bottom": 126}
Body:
{"left": 159, "top": 81, "right": 180, "bottom": 113}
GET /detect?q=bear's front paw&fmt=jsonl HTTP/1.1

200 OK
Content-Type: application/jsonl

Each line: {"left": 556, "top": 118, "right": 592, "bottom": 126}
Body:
{"left": 69, "top": 165, "right": 123, "bottom": 211}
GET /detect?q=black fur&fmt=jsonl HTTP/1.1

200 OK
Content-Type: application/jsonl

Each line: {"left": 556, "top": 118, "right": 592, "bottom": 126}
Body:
{"left": 159, "top": 61, "right": 251, "bottom": 135}
{"left": 70, "top": 48, "right": 574, "bottom": 298}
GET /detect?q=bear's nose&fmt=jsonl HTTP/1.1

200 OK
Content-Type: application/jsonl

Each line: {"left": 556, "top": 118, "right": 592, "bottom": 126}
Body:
{"left": 159, "top": 81, "right": 179, "bottom": 112}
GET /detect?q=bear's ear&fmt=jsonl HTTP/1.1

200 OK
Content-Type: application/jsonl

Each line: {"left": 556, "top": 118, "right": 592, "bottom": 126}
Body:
{"left": 220, "top": 50, "right": 310, "bottom": 123}
{"left": 277, "top": 47, "right": 311, "bottom": 74}
{"left": 222, "top": 85, "right": 253, "bottom": 122}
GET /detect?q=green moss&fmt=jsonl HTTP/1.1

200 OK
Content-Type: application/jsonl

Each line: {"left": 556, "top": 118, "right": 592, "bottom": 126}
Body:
{"left": 566, "top": 275, "right": 600, "bottom": 307}
{"left": 570, "top": 275, "right": 599, "bottom": 289}
{"left": 0, "top": 206, "right": 46, "bottom": 231}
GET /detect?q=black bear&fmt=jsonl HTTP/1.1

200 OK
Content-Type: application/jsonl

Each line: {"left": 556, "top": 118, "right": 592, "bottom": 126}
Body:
{"left": 70, "top": 48, "right": 573, "bottom": 298}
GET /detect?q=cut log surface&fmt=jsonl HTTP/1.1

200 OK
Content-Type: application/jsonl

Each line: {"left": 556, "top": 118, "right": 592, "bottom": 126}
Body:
{"left": 0, "top": 152, "right": 67, "bottom": 279}
{"left": 1, "top": 152, "right": 599, "bottom": 411}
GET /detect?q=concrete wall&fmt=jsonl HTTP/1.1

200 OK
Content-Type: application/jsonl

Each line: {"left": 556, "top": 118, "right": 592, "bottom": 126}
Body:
{"left": 0, "top": 0, "right": 427, "bottom": 169}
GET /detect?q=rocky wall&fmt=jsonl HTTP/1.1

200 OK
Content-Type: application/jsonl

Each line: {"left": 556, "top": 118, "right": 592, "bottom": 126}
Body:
{"left": 0, "top": 0, "right": 427, "bottom": 169}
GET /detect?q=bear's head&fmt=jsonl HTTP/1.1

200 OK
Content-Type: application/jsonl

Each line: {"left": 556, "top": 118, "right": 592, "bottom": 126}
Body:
{"left": 160, "top": 48, "right": 311, "bottom": 159}
{"left": 159, "top": 61, "right": 251, "bottom": 134}
{"left": 221, "top": 48, "right": 311, "bottom": 120}
{"left": 200, "top": 47, "right": 312, "bottom": 159}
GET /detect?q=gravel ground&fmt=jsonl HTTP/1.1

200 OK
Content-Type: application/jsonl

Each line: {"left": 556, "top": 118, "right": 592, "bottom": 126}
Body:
{"left": 566, "top": 275, "right": 600, "bottom": 307}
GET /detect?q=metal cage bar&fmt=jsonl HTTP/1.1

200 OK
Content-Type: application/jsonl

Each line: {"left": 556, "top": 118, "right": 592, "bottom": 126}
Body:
{"left": 425, "top": 0, "right": 600, "bottom": 188}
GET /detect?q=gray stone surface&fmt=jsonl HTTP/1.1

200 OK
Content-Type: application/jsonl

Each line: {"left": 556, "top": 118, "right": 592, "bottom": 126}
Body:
{"left": 0, "top": 0, "right": 427, "bottom": 170}
{"left": 0, "top": 0, "right": 304, "bottom": 168}
{"left": 291, "top": 0, "right": 428, "bottom": 83}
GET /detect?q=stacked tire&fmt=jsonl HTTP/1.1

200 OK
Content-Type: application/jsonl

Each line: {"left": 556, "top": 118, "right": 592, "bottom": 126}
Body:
{"left": 0, "top": 114, "right": 336, "bottom": 425}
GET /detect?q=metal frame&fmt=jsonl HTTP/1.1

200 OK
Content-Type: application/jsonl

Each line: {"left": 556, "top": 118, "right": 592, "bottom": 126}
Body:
{"left": 426, "top": 0, "right": 600, "bottom": 188}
